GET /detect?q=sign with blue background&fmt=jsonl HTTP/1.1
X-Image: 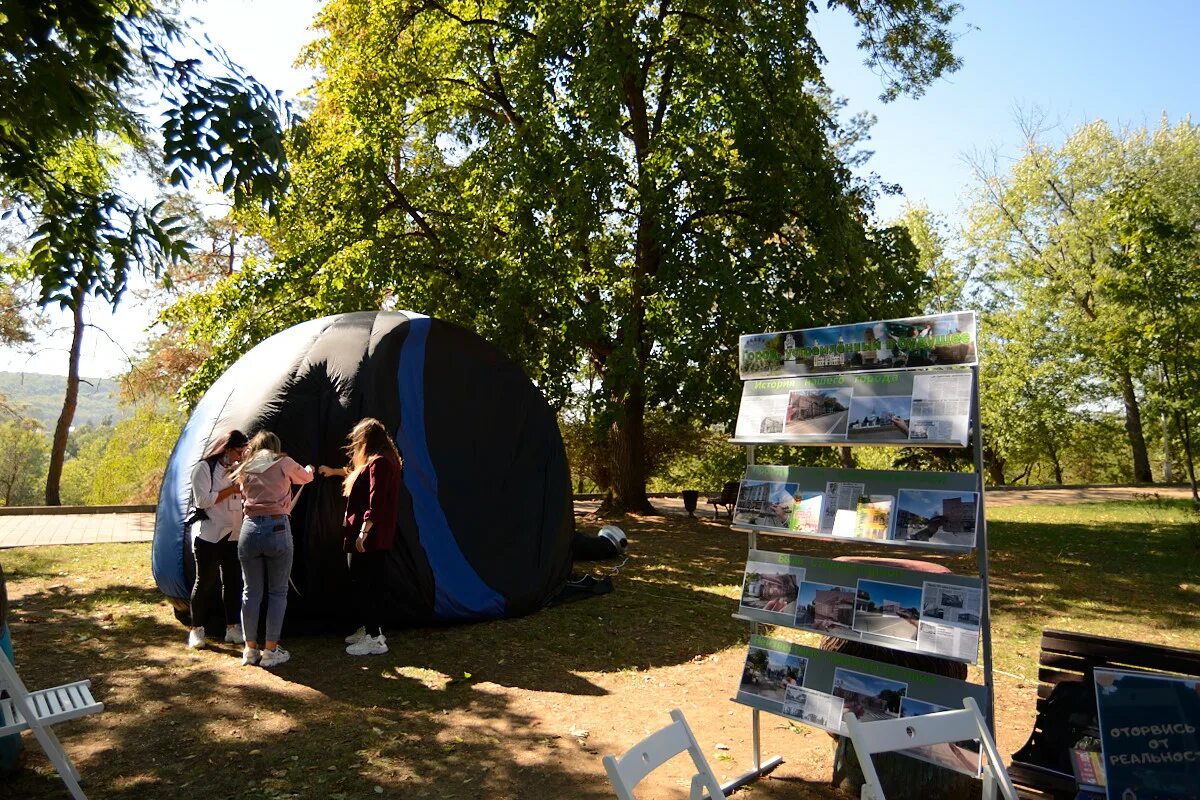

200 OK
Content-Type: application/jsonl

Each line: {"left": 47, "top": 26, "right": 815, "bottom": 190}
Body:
{"left": 1095, "top": 668, "right": 1200, "bottom": 799}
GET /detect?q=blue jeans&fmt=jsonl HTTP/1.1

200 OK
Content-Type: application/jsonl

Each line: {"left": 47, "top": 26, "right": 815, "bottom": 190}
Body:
{"left": 238, "top": 515, "right": 293, "bottom": 644}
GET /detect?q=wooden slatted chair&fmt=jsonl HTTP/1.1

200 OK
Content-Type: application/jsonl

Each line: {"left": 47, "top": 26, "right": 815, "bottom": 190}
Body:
{"left": 0, "top": 648, "right": 104, "bottom": 800}
{"left": 602, "top": 708, "right": 726, "bottom": 800}
{"left": 844, "top": 697, "right": 1018, "bottom": 800}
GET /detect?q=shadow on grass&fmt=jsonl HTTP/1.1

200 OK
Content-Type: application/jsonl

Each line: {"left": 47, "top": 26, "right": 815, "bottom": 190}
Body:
{"left": 6, "top": 512, "right": 848, "bottom": 800}
{"left": 986, "top": 514, "right": 1200, "bottom": 634}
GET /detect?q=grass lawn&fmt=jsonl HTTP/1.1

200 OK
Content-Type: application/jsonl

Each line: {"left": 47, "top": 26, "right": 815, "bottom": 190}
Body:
{"left": 1, "top": 498, "right": 1198, "bottom": 799}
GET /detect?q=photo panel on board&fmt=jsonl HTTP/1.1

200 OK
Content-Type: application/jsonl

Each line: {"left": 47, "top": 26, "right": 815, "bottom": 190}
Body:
{"left": 794, "top": 581, "right": 858, "bottom": 633}
{"left": 738, "top": 312, "right": 978, "bottom": 380}
{"left": 739, "top": 555, "right": 805, "bottom": 625}
{"left": 892, "top": 489, "right": 979, "bottom": 548}
{"left": 738, "top": 645, "right": 810, "bottom": 711}
{"left": 832, "top": 667, "right": 908, "bottom": 723}
{"left": 851, "top": 579, "right": 924, "bottom": 644}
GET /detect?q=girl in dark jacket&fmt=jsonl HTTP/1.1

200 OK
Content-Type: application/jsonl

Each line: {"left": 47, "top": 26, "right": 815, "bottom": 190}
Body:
{"left": 319, "top": 418, "right": 403, "bottom": 656}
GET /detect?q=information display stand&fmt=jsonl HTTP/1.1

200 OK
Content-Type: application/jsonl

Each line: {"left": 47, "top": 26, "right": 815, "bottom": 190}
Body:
{"left": 719, "top": 312, "right": 994, "bottom": 795}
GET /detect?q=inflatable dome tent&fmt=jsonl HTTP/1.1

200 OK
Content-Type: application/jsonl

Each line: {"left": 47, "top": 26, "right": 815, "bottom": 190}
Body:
{"left": 152, "top": 311, "right": 575, "bottom": 629}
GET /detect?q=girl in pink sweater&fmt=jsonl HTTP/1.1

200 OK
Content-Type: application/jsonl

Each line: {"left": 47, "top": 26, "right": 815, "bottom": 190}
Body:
{"left": 230, "top": 431, "right": 314, "bottom": 667}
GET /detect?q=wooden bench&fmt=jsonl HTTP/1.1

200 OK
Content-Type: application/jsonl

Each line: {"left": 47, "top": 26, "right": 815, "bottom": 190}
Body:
{"left": 706, "top": 481, "right": 739, "bottom": 520}
{"left": 1009, "top": 628, "right": 1200, "bottom": 799}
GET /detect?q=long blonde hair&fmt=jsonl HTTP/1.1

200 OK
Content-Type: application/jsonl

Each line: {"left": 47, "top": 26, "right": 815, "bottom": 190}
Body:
{"left": 229, "top": 430, "right": 282, "bottom": 482}
{"left": 342, "top": 418, "right": 401, "bottom": 496}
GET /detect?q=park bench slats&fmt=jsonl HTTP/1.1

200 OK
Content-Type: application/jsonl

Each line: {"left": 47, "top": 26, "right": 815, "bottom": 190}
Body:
{"left": 1011, "top": 628, "right": 1200, "bottom": 800}
{"left": 1038, "top": 630, "right": 1200, "bottom": 674}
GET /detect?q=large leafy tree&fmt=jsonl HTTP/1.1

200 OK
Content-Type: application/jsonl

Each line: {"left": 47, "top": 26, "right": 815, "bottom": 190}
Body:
{"left": 0, "top": 1, "right": 290, "bottom": 503}
{"left": 969, "top": 118, "right": 1200, "bottom": 491}
{"left": 174, "top": 0, "right": 962, "bottom": 512}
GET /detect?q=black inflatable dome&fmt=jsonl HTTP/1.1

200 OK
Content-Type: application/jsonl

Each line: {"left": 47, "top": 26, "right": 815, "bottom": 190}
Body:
{"left": 151, "top": 311, "right": 575, "bottom": 626}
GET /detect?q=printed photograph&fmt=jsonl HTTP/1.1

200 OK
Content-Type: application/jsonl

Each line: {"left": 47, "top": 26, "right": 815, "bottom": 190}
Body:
{"left": 733, "top": 481, "right": 801, "bottom": 529}
{"left": 740, "top": 560, "right": 804, "bottom": 620}
{"left": 789, "top": 492, "right": 825, "bottom": 534}
{"left": 739, "top": 646, "right": 809, "bottom": 705}
{"left": 894, "top": 490, "right": 979, "bottom": 547}
{"left": 899, "top": 697, "right": 982, "bottom": 774}
{"left": 846, "top": 394, "right": 914, "bottom": 441}
{"left": 832, "top": 668, "right": 908, "bottom": 722}
{"left": 794, "top": 582, "right": 857, "bottom": 632}
{"left": 783, "top": 388, "right": 852, "bottom": 436}
{"left": 782, "top": 685, "right": 845, "bottom": 730}
{"left": 852, "top": 579, "right": 922, "bottom": 643}
{"left": 854, "top": 495, "right": 893, "bottom": 539}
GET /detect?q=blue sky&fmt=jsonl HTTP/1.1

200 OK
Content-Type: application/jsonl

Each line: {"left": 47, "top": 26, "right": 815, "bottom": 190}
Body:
{"left": 811, "top": 0, "right": 1198, "bottom": 220}
{"left": 4, "top": 0, "right": 1195, "bottom": 378}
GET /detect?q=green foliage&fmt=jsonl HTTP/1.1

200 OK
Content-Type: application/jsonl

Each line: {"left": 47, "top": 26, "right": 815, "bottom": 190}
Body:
{"left": 169, "top": 0, "right": 962, "bottom": 506}
{"left": 50, "top": 408, "right": 182, "bottom": 505}
{"left": 897, "top": 203, "right": 966, "bottom": 313}
{"left": 0, "top": 417, "right": 48, "bottom": 505}
{"left": 968, "top": 117, "right": 1200, "bottom": 489}
{"left": 0, "top": 0, "right": 290, "bottom": 310}
{"left": 82, "top": 407, "right": 183, "bottom": 504}
{"left": 59, "top": 424, "right": 112, "bottom": 505}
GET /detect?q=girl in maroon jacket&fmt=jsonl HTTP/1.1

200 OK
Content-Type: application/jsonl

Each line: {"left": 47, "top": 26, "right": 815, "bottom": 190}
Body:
{"left": 319, "top": 418, "right": 403, "bottom": 656}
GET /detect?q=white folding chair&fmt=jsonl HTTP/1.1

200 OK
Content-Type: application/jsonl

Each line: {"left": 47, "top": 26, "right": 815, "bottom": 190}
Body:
{"left": 0, "top": 647, "right": 103, "bottom": 800}
{"left": 603, "top": 708, "right": 726, "bottom": 800}
{"left": 843, "top": 696, "right": 1018, "bottom": 800}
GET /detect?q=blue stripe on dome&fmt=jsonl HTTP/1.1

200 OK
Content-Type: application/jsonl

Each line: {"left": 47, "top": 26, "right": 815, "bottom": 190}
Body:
{"left": 395, "top": 315, "right": 505, "bottom": 620}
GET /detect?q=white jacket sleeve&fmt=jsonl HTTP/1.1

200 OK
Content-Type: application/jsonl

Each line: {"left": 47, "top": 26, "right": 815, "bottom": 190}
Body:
{"left": 191, "top": 460, "right": 219, "bottom": 510}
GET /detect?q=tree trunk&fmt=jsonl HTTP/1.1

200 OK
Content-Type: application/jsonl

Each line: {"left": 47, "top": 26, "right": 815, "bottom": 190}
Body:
{"left": 983, "top": 444, "right": 1006, "bottom": 486}
{"left": 838, "top": 446, "right": 855, "bottom": 469}
{"left": 1162, "top": 412, "right": 1174, "bottom": 483}
{"left": 1043, "top": 430, "right": 1063, "bottom": 485}
{"left": 45, "top": 290, "right": 86, "bottom": 505}
{"left": 1175, "top": 410, "right": 1199, "bottom": 501}
{"left": 605, "top": 383, "right": 654, "bottom": 515}
{"left": 1118, "top": 368, "right": 1153, "bottom": 483}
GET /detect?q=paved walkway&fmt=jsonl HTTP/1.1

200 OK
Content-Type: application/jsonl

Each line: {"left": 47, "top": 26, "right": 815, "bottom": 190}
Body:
{"left": 0, "top": 512, "right": 156, "bottom": 548}
{"left": 0, "top": 485, "right": 1194, "bottom": 549}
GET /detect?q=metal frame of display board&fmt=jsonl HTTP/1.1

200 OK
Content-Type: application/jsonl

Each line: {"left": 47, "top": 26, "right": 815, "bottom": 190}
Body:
{"left": 724, "top": 364, "right": 996, "bottom": 794}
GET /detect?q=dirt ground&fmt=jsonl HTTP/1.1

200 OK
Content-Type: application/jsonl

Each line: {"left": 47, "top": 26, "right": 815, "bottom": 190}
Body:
{"left": 8, "top": 488, "right": 1198, "bottom": 799}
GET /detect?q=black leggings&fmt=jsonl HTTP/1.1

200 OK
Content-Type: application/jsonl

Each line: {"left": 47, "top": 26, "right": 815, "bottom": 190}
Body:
{"left": 190, "top": 535, "right": 242, "bottom": 628}
{"left": 349, "top": 550, "right": 388, "bottom": 637}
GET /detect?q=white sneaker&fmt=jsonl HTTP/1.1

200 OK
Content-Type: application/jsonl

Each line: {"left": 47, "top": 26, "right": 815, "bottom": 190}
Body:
{"left": 344, "top": 626, "right": 367, "bottom": 644}
{"left": 260, "top": 646, "right": 291, "bottom": 667}
{"left": 187, "top": 627, "right": 205, "bottom": 649}
{"left": 225, "top": 624, "right": 245, "bottom": 644}
{"left": 346, "top": 634, "right": 388, "bottom": 656}
{"left": 242, "top": 646, "right": 261, "bottom": 666}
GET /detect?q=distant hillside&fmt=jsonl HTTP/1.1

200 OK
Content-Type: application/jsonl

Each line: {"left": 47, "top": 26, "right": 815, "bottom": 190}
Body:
{"left": 0, "top": 371, "right": 129, "bottom": 429}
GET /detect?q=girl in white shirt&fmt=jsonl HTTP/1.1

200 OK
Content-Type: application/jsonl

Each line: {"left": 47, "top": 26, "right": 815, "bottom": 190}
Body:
{"left": 187, "top": 429, "right": 249, "bottom": 649}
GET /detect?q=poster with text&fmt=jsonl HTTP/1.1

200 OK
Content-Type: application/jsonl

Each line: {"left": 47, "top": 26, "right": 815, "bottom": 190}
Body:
{"left": 733, "top": 635, "right": 988, "bottom": 777}
{"left": 917, "top": 582, "right": 982, "bottom": 662}
{"left": 735, "top": 466, "right": 980, "bottom": 553}
{"left": 1095, "top": 668, "right": 1200, "bottom": 800}
{"left": 734, "top": 368, "right": 972, "bottom": 447}
{"left": 739, "top": 311, "right": 978, "bottom": 379}
{"left": 740, "top": 551, "right": 983, "bottom": 663}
